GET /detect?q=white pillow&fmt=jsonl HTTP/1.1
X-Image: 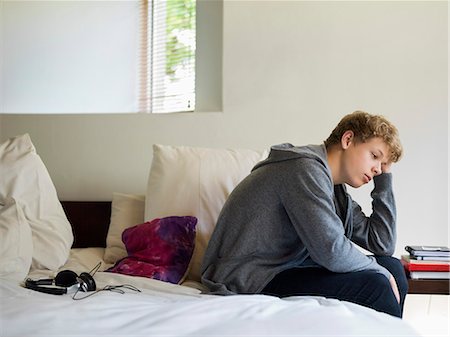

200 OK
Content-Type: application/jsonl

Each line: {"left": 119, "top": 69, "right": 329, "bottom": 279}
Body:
{"left": 0, "top": 134, "right": 73, "bottom": 271}
{"left": 0, "top": 198, "right": 33, "bottom": 281}
{"left": 145, "top": 144, "right": 269, "bottom": 282}
{"left": 104, "top": 192, "right": 145, "bottom": 264}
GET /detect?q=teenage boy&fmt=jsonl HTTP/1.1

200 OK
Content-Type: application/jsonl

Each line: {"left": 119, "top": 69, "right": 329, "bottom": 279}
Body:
{"left": 201, "top": 111, "right": 407, "bottom": 318}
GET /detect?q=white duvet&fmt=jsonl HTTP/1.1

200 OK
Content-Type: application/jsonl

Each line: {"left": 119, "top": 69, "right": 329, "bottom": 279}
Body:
{"left": 1, "top": 249, "right": 420, "bottom": 337}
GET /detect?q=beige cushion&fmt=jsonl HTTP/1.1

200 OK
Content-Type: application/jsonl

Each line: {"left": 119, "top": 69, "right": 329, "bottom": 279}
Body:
{"left": 145, "top": 144, "right": 268, "bottom": 281}
{"left": 0, "top": 134, "right": 73, "bottom": 271}
{"left": 104, "top": 192, "right": 145, "bottom": 264}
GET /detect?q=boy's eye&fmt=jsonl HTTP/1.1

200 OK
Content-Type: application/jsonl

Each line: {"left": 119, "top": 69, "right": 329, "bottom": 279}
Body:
{"left": 372, "top": 153, "right": 378, "bottom": 159}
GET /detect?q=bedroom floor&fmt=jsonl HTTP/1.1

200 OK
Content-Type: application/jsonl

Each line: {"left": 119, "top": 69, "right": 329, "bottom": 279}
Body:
{"left": 403, "top": 294, "right": 449, "bottom": 336}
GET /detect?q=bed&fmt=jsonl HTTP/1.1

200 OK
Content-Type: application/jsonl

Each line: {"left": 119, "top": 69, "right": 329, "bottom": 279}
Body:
{"left": 0, "top": 134, "right": 420, "bottom": 336}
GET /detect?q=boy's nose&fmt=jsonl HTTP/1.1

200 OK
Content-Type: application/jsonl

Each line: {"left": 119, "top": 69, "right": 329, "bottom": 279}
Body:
{"left": 373, "top": 162, "right": 382, "bottom": 175}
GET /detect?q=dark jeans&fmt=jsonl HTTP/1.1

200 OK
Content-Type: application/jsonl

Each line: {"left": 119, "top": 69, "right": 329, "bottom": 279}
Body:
{"left": 261, "top": 256, "right": 408, "bottom": 318}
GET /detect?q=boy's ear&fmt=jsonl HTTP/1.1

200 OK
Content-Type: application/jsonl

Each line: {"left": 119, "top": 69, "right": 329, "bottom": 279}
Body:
{"left": 341, "top": 130, "right": 354, "bottom": 149}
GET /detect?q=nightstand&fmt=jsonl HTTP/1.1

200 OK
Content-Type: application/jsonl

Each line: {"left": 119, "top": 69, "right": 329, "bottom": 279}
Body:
{"left": 407, "top": 278, "right": 450, "bottom": 295}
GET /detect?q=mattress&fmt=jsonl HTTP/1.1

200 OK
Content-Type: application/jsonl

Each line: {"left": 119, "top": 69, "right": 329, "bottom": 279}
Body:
{"left": 1, "top": 248, "right": 420, "bottom": 337}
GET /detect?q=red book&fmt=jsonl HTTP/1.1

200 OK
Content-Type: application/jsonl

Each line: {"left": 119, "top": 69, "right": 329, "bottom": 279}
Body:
{"left": 401, "top": 255, "right": 450, "bottom": 272}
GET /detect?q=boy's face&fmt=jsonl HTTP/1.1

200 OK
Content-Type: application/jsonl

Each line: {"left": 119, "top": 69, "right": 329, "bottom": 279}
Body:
{"left": 341, "top": 133, "right": 390, "bottom": 188}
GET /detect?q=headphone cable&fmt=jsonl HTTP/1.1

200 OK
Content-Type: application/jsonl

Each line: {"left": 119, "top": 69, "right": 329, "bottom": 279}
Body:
{"left": 88, "top": 261, "right": 102, "bottom": 276}
{"left": 72, "top": 284, "right": 141, "bottom": 300}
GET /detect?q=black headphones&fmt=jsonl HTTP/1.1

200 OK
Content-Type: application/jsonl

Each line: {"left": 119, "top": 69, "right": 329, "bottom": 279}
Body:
{"left": 25, "top": 270, "right": 96, "bottom": 295}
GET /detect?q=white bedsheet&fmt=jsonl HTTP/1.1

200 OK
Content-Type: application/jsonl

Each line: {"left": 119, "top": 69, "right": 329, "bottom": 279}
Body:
{"left": 1, "top": 249, "right": 421, "bottom": 337}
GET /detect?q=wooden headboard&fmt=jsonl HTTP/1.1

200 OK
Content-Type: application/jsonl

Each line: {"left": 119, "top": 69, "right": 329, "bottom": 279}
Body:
{"left": 61, "top": 201, "right": 112, "bottom": 248}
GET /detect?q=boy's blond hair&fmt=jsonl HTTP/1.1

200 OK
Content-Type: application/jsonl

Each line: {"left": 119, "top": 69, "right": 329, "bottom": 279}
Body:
{"left": 324, "top": 111, "right": 403, "bottom": 163}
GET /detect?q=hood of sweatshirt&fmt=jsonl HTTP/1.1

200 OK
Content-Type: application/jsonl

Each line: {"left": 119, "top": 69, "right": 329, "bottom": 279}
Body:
{"left": 252, "top": 143, "right": 329, "bottom": 172}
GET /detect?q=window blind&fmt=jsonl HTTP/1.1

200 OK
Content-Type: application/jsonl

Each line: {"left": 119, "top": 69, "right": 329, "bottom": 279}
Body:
{"left": 140, "top": 0, "right": 196, "bottom": 113}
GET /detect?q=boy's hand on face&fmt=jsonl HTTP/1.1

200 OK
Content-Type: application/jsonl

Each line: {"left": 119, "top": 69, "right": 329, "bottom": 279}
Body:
{"left": 381, "top": 162, "right": 392, "bottom": 174}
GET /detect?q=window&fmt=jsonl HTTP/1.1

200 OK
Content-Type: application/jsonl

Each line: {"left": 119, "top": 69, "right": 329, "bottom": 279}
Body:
{"left": 0, "top": 0, "right": 221, "bottom": 114}
{"left": 141, "top": 0, "right": 196, "bottom": 113}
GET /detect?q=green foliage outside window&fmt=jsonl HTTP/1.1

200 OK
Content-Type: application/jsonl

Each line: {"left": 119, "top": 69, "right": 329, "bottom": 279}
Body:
{"left": 166, "top": 0, "right": 196, "bottom": 79}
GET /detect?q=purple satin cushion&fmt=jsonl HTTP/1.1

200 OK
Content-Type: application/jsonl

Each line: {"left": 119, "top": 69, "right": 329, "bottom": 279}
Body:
{"left": 106, "top": 216, "right": 197, "bottom": 284}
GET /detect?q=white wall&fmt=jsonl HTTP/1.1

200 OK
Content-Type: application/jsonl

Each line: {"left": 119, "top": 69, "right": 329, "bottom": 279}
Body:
{"left": 1, "top": 0, "right": 140, "bottom": 113}
{"left": 1, "top": 1, "right": 448, "bottom": 257}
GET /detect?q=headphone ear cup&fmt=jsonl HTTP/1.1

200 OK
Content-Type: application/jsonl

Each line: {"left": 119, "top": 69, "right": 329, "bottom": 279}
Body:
{"left": 78, "top": 272, "right": 96, "bottom": 292}
{"left": 54, "top": 270, "right": 78, "bottom": 287}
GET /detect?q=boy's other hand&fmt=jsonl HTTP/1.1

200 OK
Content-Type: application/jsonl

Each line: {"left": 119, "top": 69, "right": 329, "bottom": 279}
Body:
{"left": 389, "top": 275, "right": 400, "bottom": 304}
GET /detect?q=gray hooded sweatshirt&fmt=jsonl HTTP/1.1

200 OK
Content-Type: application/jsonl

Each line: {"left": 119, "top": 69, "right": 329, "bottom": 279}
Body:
{"left": 201, "top": 143, "right": 396, "bottom": 295}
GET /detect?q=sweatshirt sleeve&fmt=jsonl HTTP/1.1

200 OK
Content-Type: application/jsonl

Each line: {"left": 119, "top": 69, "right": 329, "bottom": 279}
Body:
{"left": 279, "top": 158, "right": 391, "bottom": 279}
{"left": 350, "top": 173, "right": 397, "bottom": 256}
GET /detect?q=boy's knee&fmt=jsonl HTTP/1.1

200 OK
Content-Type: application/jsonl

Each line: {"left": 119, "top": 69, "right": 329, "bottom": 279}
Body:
{"left": 367, "top": 273, "right": 398, "bottom": 303}
{"left": 367, "top": 273, "right": 401, "bottom": 317}
{"left": 374, "top": 256, "right": 408, "bottom": 293}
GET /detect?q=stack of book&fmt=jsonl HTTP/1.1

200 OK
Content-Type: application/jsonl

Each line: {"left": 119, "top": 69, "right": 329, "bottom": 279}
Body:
{"left": 402, "top": 245, "right": 450, "bottom": 279}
